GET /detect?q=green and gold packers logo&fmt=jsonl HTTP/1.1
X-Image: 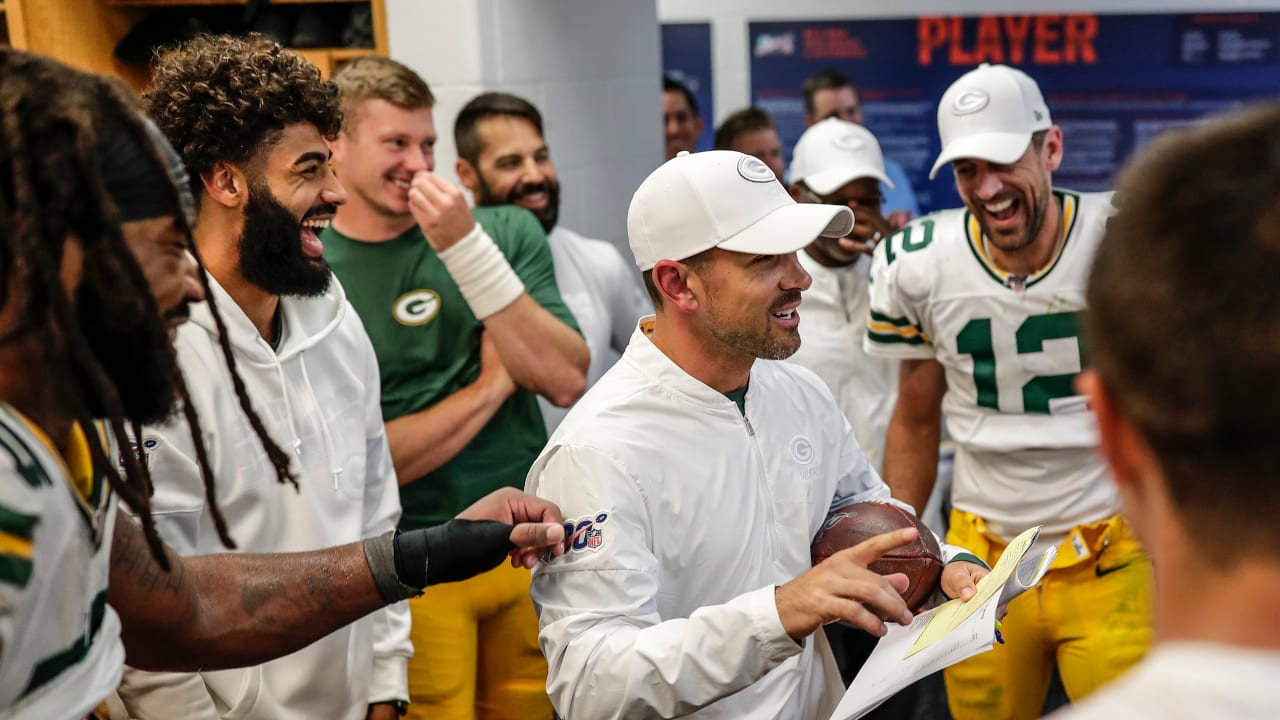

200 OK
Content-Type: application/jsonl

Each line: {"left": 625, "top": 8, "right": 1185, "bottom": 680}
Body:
{"left": 393, "top": 289, "right": 441, "bottom": 327}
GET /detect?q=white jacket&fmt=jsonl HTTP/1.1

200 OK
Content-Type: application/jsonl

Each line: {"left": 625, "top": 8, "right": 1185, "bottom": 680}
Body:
{"left": 787, "top": 250, "right": 897, "bottom": 473}
{"left": 118, "top": 276, "right": 410, "bottom": 720}
{"left": 527, "top": 322, "right": 965, "bottom": 720}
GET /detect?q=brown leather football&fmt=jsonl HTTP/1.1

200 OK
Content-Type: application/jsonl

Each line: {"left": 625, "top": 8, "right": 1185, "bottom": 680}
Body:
{"left": 810, "top": 501, "right": 944, "bottom": 611}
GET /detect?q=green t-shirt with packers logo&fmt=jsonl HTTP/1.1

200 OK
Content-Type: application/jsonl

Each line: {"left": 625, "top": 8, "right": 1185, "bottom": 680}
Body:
{"left": 322, "top": 205, "right": 580, "bottom": 530}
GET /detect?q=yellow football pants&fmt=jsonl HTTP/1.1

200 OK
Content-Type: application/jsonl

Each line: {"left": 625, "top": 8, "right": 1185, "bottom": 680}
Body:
{"left": 406, "top": 562, "right": 552, "bottom": 720}
{"left": 944, "top": 510, "right": 1153, "bottom": 720}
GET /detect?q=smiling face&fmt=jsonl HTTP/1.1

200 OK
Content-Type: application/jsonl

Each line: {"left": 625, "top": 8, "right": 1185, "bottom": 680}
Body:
{"left": 238, "top": 122, "right": 346, "bottom": 297}
{"left": 952, "top": 128, "right": 1062, "bottom": 256}
{"left": 329, "top": 98, "right": 435, "bottom": 222}
{"left": 690, "top": 247, "right": 813, "bottom": 361}
{"left": 800, "top": 176, "right": 884, "bottom": 266}
{"left": 460, "top": 115, "right": 560, "bottom": 233}
{"left": 122, "top": 216, "right": 204, "bottom": 333}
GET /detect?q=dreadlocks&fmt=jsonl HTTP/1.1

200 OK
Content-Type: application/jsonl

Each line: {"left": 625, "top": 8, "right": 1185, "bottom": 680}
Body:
{"left": 0, "top": 48, "right": 293, "bottom": 568}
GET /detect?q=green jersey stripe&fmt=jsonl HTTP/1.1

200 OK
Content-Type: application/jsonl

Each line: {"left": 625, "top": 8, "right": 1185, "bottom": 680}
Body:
{"left": 0, "top": 420, "right": 51, "bottom": 489}
{"left": 868, "top": 330, "right": 927, "bottom": 346}
{"left": 0, "top": 505, "right": 38, "bottom": 540}
{"left": 24, "top": 590, "right": 110, "bottom": 698}
{"left": 0, "top": 553, "right": 33, "bottom": 587}
{"left": 869, "top": 309, "right": 914, "bottom": 327}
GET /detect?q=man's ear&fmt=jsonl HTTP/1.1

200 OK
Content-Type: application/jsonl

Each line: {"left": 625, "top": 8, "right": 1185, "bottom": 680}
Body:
{"left": 651, "top": 259, "right": 701, "bottom": 313}
{"left": 1041, "top": 125, "right": 1065, "bottom": 173}
{"left": 455, "top": 158, "right": 479, "bottom": 195}
{"left": 200, "top": 161, "right": 248, "bottom": 210}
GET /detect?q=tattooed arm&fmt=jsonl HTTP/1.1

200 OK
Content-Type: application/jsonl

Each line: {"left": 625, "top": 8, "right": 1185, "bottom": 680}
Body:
{"left": 109, "top": 513, "right": 384, "bottom": 671}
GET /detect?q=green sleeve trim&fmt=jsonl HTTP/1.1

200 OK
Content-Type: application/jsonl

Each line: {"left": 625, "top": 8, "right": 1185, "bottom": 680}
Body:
{"left": 947, "top": 552, "right": 991, "bottom": 570}
{"left": 0, "top": 555, "right": 33, "bottom": 587}
{"left": 0, "top": 505, "right": 38, "bottom": 540}
{"left": 867, "top": 330, "right": 927, "bottom": 346}
{"left": 869, "top": 309, "right": 914, "bottom": 327}
{"left": 23, "top": 590, "right": 109, "bottom": 697}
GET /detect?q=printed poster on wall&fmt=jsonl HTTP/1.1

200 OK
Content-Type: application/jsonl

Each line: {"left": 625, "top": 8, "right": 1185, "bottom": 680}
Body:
{"left": 750, "top": 12, "right": 1280, "bottom": 213}
{"left": 662, "top": 22, "right": 715, "bottom": 152}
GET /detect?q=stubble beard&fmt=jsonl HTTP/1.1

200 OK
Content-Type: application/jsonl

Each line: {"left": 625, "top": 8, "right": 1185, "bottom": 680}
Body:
{"left": 978, "top": 182, "right": 1051, "bottom": 254}
{"left": 701, "top": 281, "right": 801, "bottom": 361}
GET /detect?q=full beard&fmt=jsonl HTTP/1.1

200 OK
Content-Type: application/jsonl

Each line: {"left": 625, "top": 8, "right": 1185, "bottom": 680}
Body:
{"left": 476, "top": 173, "right": 560, "bottom": 234}
{"left": 239, "top": 182, "right": 333, "bottom": 298}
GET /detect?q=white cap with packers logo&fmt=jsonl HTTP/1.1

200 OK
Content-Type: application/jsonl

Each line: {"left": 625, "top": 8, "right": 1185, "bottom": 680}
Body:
{"left": 627, "top": 150, "right": 854, "bottom": 271}
{"left": 930, "top": 63, "right": 1053, "bottom": 179}
{"left": 790, "top": 118, "right": 893, "bottom": 195}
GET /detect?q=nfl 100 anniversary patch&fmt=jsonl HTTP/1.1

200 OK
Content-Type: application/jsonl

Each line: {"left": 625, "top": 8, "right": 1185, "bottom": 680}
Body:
{"left": 563, "top": 510, "right": 610, "bottom": 553}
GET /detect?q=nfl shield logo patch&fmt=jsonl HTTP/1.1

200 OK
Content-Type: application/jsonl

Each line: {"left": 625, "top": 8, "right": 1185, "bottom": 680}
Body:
{"left": 565, "top": 511, "right": 609, "bottom": 554}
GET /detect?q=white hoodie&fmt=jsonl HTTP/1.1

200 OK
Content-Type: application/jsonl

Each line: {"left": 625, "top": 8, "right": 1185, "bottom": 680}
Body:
{"left": 117, "top": 275, "right": 410, "bottom": 720}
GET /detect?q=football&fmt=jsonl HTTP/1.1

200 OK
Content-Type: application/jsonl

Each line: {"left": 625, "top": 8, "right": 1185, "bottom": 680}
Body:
{"left": 810, "top": 501, "right": 944, "bottom": 611}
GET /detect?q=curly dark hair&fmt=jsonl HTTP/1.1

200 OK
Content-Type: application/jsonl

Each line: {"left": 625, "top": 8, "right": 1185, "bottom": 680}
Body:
{"left": 143, "top": 34, "right": 342, "bottom": 195}
{"left": 0, "top": 48, "right": 293, "bottom": 567}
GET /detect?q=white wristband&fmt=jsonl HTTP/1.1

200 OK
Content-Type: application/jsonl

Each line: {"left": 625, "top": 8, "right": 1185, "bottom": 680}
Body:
{"left": 436, "top": 223, "right": 525, "bottom": 319}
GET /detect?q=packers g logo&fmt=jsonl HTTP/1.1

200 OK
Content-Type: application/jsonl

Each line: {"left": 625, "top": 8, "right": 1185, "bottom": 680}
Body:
{"left": 952, "top": 89, "right": 990, "bottom": 115}
{"left": 737, "top": 155, "right": 776, "bottom": 183}
{"left": 832, "top": 133, "right": 865, "bottom": 152}
{"left": 791, "top": 435, "right": 814, "bottom": 465}
{"left": 392, "top": 290, "right": 441, "bottom": 327}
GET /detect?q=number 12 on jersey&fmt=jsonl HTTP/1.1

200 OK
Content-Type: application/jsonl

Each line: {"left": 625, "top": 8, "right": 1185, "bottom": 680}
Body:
{"left": 956, "top": 311, "right": 1086, "bottom": 414}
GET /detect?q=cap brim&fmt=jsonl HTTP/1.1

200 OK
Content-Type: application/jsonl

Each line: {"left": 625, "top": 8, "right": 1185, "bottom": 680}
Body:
{"left": 929, "top": 131, "right": 1031, "bottom": 179}
{"left": 804, "top": 166, "right": 894, "bottom": 196}
{"left": 718, "top": 202, "right": 854, "bottom": 257}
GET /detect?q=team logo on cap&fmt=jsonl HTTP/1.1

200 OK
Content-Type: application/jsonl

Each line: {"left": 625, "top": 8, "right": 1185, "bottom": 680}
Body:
{"left": 833, "top": 133, "right": 866, "bottom": 152}
{"left": 952, "top": 89, "right": 990, "bottom": 115}
{"left": 737, "top": 155, "right": 776, "bottom": 183}
{"left": 393, "top": 289, "right": 441, "bottom": 327}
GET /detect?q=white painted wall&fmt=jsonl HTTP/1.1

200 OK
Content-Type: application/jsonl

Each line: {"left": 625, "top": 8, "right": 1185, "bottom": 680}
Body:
{"left": 657, "top": 0, "right": 1280, "bottom": 126}
{"left": 384, "top": 0, "right": 661, "bottom": 247}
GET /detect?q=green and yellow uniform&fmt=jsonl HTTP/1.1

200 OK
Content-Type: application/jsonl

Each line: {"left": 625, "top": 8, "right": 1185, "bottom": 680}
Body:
{"left": 865, "top": 190, "right": 1152, "bottom": 719}
{"left": 0, "top": 406, "right": 122, "bottom": 718}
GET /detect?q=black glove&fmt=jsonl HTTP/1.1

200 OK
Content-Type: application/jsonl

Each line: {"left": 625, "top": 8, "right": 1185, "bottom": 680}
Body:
{"left": 394, "top": 519, "right": 515, "bottom": 587}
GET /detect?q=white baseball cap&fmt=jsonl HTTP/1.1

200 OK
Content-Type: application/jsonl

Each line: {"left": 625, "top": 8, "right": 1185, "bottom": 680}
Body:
{"left": 930, "top": 63, "right": 1052, "bottom": 179}
{"left": 627, "top": 150, "right": 854, "bottom": 271}
{"left": 790, "top": 118, "right": 893, "bottom": 195}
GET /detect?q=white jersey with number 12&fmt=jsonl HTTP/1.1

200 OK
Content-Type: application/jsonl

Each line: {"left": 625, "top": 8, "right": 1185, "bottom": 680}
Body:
{"left": 864, "top": 189, "right": 1121, "bottom": 541}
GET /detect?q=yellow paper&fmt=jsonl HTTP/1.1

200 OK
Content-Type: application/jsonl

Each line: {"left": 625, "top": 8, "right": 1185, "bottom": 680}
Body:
{"left": 906, "top": 525, "right": 1041, "bottom": 657}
